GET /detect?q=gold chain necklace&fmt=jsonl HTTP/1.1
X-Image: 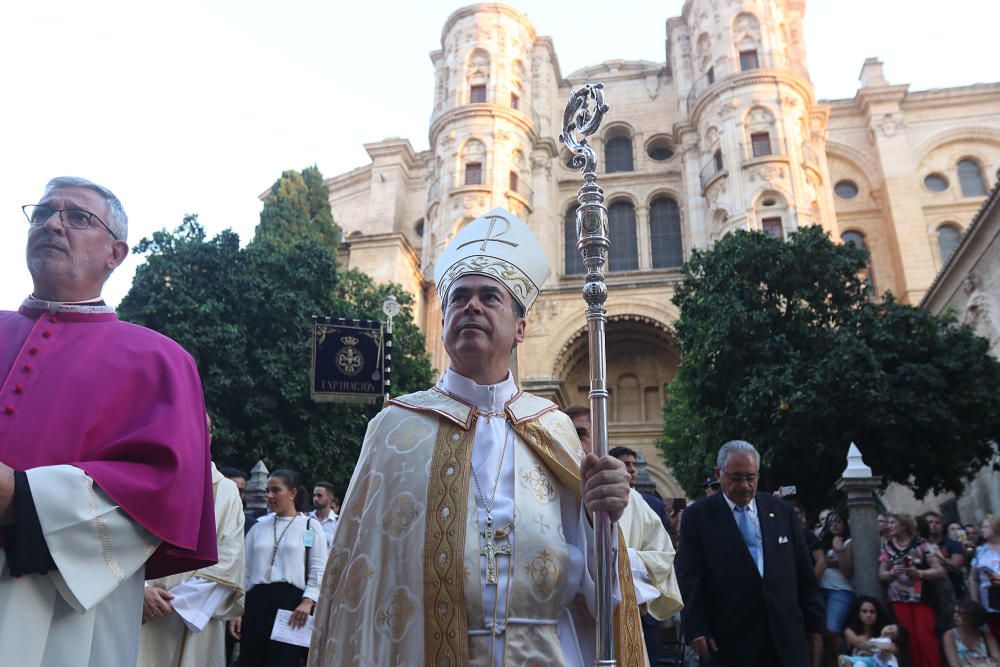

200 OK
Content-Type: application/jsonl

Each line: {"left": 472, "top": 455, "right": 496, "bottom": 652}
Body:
{"left": 270, "top": 514, "right": 298, "bottom": 571}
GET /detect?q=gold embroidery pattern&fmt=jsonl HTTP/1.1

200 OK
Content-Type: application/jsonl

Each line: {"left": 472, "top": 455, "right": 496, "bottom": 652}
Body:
{"left": 324, "top": 548, "right": 350, "bottom": 596}
{"left": 343, "top": 555, "right": 376, "bottom": 611}
{"left": 615, "top": 530, "right": 646, "bottom": 667}
{"left": 513, "top": 415, "right": 645, "bottom": 667}
{"left": 346, "top": 471, "right": 384, "bottom": 523}
{"left": 386, "top": 417, "right": 435, "bottom": 453}
{"left": 83, "top": 475, "right": 126, "bottom": 582}
{"left": 422, "top": 420, "right": 473, "bottom": 667}
{"left": 441, "top": 256, "right": 535, "bottom": 303}
{"left": 375, "top": 586, "right": 418, "bottom": 642}
{"left": 381, "top": 492, "right": 424, "bottom": 540}
{"left": 520, "top": 465, "right": 557, "bottom": 503}
{"left": 512, "top": 420, "right": 582, "bottom": 498}
{"left": 524, "top": 548, "right": 562, "bottom": 601}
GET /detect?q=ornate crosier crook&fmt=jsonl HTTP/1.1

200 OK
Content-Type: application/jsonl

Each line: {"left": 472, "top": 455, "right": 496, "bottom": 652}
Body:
{"left": 559, "top": 83, "right": 616, "bottom": 667}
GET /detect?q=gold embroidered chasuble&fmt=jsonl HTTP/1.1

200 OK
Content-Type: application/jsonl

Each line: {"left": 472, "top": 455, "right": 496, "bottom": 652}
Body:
{"left": 618, "top": 489, "right": 684, "bottom": 621}
{"left": 307, "top": 385, "right": 645, "bottom": 667}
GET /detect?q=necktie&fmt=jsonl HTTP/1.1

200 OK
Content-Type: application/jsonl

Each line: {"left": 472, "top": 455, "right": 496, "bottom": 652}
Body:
{"left": 734, "top": 504, "right": 762, "bottom": 575}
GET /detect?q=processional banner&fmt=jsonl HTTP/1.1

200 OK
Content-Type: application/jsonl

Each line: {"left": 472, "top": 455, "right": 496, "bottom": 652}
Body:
{"left": 310, "top": 317, "right": 384, "bottom": 404}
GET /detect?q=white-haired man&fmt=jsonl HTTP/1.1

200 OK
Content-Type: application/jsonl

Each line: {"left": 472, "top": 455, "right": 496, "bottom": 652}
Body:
{"left": 0, "top": 177, "right": 217, "bottom": 667}
{"left": 308, "top": 209, "right": 643, "bottom": 666}
{"left": 676, "top": 440, "right": 823, "bottom": 666}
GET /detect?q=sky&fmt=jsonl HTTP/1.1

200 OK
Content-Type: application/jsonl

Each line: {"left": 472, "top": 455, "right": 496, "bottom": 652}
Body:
{"left": 1, "top": 0, "right": 995, "bottom": 308}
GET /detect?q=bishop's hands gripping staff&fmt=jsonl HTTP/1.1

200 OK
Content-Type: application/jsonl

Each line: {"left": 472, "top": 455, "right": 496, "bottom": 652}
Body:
{"left": 308, "top": 208, "right": 682, "bottom": 666}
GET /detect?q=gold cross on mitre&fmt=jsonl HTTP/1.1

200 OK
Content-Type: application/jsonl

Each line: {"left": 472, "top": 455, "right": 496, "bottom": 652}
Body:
{"left": 481, "top": 518, "right": 511, "bottom": 585}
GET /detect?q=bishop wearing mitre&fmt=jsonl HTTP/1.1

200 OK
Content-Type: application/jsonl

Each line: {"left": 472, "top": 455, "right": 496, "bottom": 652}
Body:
{"left": 308, "top": 208, "right": 669, "bottom": 666}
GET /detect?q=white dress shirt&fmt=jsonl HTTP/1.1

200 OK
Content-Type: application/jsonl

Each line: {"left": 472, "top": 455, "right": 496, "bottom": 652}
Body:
{"left": 244, "top": 513, "right": 329, "bottom": 602}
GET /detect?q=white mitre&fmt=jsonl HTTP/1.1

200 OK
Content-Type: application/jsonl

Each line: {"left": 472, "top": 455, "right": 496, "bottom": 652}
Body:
{"left": 433, "top": 207, "right": 551, "bottom": 312}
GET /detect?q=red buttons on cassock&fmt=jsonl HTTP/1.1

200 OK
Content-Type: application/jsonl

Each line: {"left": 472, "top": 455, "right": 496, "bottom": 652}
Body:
{"left": 23, "top": 364, "right": 32, "bottom": 372}
{"left": 14, "top": 385, "right": 24, "bottom": 394}
{"left": 29, "top": 347, "right": 39, "bottom": 355}
{"left": 5, "top": 406, "right": 14, "bottom": 415}
{"left": 47, "top": 316, "right": 57, "bottom": 323}
{"left": 42, "top": 330, "right": 52, "bottom": 338}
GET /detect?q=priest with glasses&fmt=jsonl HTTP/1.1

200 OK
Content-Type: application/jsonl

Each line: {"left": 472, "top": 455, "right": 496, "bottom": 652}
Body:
{"left": 0, "top": 177, "right": 217, "bottom": 667}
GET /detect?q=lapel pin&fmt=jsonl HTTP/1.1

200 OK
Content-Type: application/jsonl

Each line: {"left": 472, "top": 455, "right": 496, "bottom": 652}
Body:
{"left": 768, "top": 513, "right": 775, "bottom": 518}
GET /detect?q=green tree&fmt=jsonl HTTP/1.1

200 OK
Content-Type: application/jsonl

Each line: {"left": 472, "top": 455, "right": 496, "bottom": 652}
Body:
{"left": 119, "top": 216, "right": 433, "bottom": 492}
{"left": 256, "top": 166, "right": 340, "bottom": 249}
{"left": 659, "top": 226, "right": 1000, "bottom": 510}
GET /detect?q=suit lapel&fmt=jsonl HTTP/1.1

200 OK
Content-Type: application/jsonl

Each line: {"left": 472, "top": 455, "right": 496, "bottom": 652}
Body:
{"left": 712, "top": 493, "right": 760, "bottom": 577}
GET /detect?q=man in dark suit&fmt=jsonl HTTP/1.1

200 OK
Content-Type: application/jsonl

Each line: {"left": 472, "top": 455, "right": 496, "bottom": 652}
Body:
{"left": 676, "top": 440, "right": 823, "bottom": 666}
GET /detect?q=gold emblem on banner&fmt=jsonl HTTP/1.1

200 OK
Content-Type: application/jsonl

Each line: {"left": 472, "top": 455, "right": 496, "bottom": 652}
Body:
{"left": 336, "top": 336, "right": 364, "bottom": 376}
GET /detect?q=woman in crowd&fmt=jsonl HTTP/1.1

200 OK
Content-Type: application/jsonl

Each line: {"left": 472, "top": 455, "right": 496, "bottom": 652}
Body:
{"left": 841, "top": 595, "right": 900, "bottom": 666}
{"left": 942, "top": 599, "right": 1000, "bottom": 666}
{"left": 820, "top": 510, "right": 856, "bottom": 661}
{"left": 969, "top": 514, "right": 1000, "bottom": 641}
{"left": 230, "top": 469, "right": 329, "bottom": 667}
{"left": 879, "top": 514, "right": 891, "bottom": 545}
{"left": 879, "top": 512, "right": 947, "bottom": 667}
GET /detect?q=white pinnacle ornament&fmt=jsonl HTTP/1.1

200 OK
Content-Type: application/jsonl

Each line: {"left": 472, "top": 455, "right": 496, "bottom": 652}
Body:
{"left": 841, "top": 442, "right": 873, "bottom": 478}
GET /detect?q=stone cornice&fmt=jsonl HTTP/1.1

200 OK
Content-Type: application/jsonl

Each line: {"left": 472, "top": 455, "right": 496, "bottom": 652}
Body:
{"left": 852, "top": 84, "right": 910, "bottom": 116}
{"left": 343, "top": 232, "right": 423, "bottom": 276}
{"left": 823, "top": 81, "right": 1000, "bottom": 109}
{"left": 565, "top": 60, "right": 666, "bottom": 84}
{"left": 364, "top": 138, "right": 421, "bottom": 168}
{"left": 689, "top": 69, "right": 816, "bottom": 120}
{"left": 429, "top": 102, "right": 536, "bottom": 144}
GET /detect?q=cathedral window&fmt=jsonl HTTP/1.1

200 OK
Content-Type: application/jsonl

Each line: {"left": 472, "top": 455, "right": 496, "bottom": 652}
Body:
{"left": 713, "top": 149, "right": 724, "bottom": 173}
{"left": 842, "top": 230, "right": 866, "bottom": 250}
{"left": 469, "top": 85, "right": 486, "bottom": 103}
{"left": 706, "top": 67, "right": 715, "bottom": 84}
{"left": 510, "top": 92, "right": 519, "bottom": 110}
{"left": 924, "top": 172, "right": 949, "bottom": 192}
{"left": 739, "top": 50, "right": 759, "bottom": 71}
{"left": 957, "top": 159, "right": 987, "bottom": 197}
{"left": 605, "top": 136, "right": 634, "bottom": 173}
{"left": 650, "top": 197, "right": 683, "bottom": 269}
{"left": 508, "top": 171, "right": 518, "bottom": 193}
{"left": 937, "top": 224, "right": 961, "bottom": 263}
{"left": 842, "top": 230, "right": 874, "bottom": 290}
{"left": 762, "top": 217, "right": 784, "bottom": 240}
{"left": 834, "top": 180, "right": 859, "bottom": 199}
{"left": 750, "top": 132, "right": 772, "bottom": 157}
{"left": 608, "top": 201, "right": 639, "bottom": 271}
{"left": 564, "top": 205, "right": 585, "bottom": 276}
{"left": 646, "top": 136, "right": 675, "bottom": 162}
{"left": 465, "top": 162, "right": 482, "bottom": 185}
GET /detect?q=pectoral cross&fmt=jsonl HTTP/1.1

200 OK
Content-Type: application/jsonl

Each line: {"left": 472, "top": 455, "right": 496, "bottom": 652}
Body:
{"left": 481, "top": 517, "right": 511, "bottom": 585}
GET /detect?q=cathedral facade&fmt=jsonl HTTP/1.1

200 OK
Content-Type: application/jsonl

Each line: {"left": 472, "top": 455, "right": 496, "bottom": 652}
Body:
{"left": 323, "top": 1, "right": 1000, "bottom": 498}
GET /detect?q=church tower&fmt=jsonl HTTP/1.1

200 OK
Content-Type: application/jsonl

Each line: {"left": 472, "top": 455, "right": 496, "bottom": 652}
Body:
{"left": 668, "top": 0, "right": 837, "bottom": 247}
{"left": 423, "top": 4, "right": 561, "bottom": 371}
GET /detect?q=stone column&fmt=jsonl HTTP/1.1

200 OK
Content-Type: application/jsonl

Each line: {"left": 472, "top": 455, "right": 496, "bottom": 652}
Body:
{"left": 835, "top": 443, "right": 883, "bottom": 601}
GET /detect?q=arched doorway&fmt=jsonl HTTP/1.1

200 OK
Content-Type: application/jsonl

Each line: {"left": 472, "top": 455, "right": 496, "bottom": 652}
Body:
{"left": 553, "top": 315, "right": 685, "bottom": 499}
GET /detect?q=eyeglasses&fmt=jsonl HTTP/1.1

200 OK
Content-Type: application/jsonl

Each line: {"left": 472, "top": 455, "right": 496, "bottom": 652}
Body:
{"left": 22, "top": 204, "right": 118, "bottom": 240}
{"left": 722, "top": 472, "right": 759, "bottom": 485}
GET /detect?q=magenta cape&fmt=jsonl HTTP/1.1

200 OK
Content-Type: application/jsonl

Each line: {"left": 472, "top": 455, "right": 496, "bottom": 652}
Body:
{"left": 0, "top": 307, "right": 217, "bottom": 578}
